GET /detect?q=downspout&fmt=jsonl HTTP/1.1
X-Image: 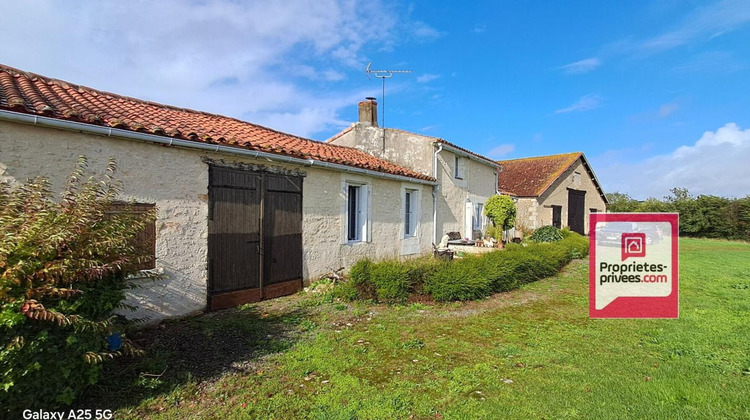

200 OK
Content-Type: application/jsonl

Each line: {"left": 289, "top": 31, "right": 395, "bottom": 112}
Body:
{"left": 495, "top": 165, "right": 503, "bottom": 194}
{"left": 432, "top": 143, "right": 443, "bottom": 245}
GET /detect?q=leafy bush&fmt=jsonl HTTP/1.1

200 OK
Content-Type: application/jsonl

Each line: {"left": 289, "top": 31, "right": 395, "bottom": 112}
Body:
{"left": 484, "top": 195, "right": 517, "bottom": 230}
{"left": 560, "top": 230, "right": 589, "bottom": 259}
{"left": 370, "top": 260, "right": 411, "bottom": 302}
{"left": 403, "top": 257, "right": 444, "bottom": 295}
{"left": 485, "top": 225, "right": 502, "bottom": 241}
{"left": 348, "top": 259, "right": 376, "bottom": 300}
{"left": 331, "top": 280, "right": 359, "bottom": 302}
{"left": 0, "top": 157, "right": 152, "bottom": 414}
{"left": 529, "top": 225, "right": 564, "bottom": 243}
{"left": 424, "top": 257, "right": 492, "bottom": 302}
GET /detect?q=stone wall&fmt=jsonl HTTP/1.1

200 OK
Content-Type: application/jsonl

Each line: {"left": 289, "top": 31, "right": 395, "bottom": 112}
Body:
{"left": 330, "top": 123, "right": 498, "bottom": 242}
{"left": 0, "top": 120, "right": 433, "bottom": 322}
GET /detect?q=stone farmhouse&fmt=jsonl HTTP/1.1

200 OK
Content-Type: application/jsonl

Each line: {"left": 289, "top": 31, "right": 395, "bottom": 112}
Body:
{"left": 0, "top": 64, "right": 607, "bottom": 322}
{"left": 497, "top": 152, "right": 608, "bottom": 236}
{"left": 0, "top": 64, "right": 439, "bottom": 322}
{"left": 327, "top": 98, "right": 500, "bottom": 243}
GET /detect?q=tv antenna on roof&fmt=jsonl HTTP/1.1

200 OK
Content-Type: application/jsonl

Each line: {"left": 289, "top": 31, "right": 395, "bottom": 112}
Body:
{"left": 366, "top": 62, "right": 412, "bottom": 129}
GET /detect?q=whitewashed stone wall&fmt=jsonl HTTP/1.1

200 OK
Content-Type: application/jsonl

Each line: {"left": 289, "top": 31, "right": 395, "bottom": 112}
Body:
{"left": 0, "top": 120, "right": 433, "bottom": 322}
{"left": 434, "top": 150, "right": 496, "bottom": 238}
{"left": 330, "top": 124, "right": 498, "bottom": 241}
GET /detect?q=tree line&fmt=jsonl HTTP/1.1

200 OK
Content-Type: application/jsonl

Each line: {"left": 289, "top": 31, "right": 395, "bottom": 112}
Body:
{"left": 606, "top": 188, "right": 750, "bottom": 241}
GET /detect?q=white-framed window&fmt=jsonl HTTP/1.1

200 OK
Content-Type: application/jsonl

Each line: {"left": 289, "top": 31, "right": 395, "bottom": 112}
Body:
{"left": 346, "top": 183, "right": 368, "bottom": 242}
{"left": 454, "top": 156, "right": 466, "bottom": 179}
{"left": 473, "top": 202, "right": 485, "bottom": 231}
{"left": 404, "top": 189, "right": 418, "bottom": 237}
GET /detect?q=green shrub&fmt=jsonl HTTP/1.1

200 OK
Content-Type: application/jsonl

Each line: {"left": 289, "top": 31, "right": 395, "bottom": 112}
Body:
{"left": 425, "top": 257, "right": 492, "bottom": 302}
{"left": 332, "top": 281, "right": 359, "bottom": 302}
{"left": 345, "top": 231, "right": 588, "bottom": 304}
{"left": 348, "top": 259, "right": 376, "bottom": 300}
{"left": 0, "top": 157, "right": 151, "bottom": 414}
{"left": 370, "top": 260, "right": 411, "bottom": 303}
{"left": 529, "top": 225, "right": 564, "bottom": 243}
{"left": 404, "top": 257, "right": 444, "bottom": 294}
{"left": 559, "top": 230, "right": 589, "bottom": 258}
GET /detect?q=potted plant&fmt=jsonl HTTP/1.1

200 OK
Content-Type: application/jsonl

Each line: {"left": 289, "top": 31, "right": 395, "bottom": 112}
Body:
{"left": 483, "top": 194, "right": 517, "bottom": 247}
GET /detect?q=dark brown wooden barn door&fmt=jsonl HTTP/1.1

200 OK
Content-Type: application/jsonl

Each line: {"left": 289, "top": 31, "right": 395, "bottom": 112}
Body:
{"left": 208, "top": 167, "right": 262, "bottom": 310}
{"left": 208, "top": 167, "right": 303, "bottom": 310}
{"left": 262, "top": 174, "right": 303, "bottom": 299}
{"left": 567, "top": 189, "right": 586, "bottom": 235}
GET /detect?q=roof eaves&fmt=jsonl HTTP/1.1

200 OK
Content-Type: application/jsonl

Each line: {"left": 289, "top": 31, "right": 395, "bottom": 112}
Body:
{"left": 436, "top": 139, "right": 500, "bottom": 168}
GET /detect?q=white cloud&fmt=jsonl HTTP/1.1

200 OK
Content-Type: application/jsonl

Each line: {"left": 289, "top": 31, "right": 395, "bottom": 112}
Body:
{"left": 559, "top": 58, "right": 601, "bottom": 74}
{"left": 673, "top": 51, "right": 744, "bottom": 73}
{"left": 596, "top": 123, "right": 750, "bottom": 198}
{"left": 487, "top": 144, "right": 515, "bottom": 158}
{"left": 625, "top": 0, "right": 750, "bottom": 55}
{"left": 416, "top": 73, "right": 440, "bottom": 83}
{"left": 0, "top": 0, "right": 437, "bottom": 138}
{"left": 473, "top": 24, "right": 487, "bottom": 34}
{"left": 409, "top": 21, "right": 442, "bottom": 40}
{"left": 554, "top": 94, "right": 602, "bottom": 114}
{"left": 658, "top": 102, "right": 679, "bottom": 118}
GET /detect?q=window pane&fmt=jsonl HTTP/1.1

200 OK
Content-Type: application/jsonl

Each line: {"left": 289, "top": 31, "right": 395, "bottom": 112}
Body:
{"left": 348, "top": 185, "right": 358, "bottom": 241}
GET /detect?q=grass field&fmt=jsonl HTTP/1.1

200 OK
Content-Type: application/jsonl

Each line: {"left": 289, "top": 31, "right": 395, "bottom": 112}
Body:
{"left": 86, "top": 238, "right": 750, "bottom": 419}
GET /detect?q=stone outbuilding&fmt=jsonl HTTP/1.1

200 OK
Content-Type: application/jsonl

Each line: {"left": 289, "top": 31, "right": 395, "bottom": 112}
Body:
{"left": 0, "top": 64, "right": 438, "bottom": 322}
{"left": 497, "top": 152, "right": 607, "bottom": 236}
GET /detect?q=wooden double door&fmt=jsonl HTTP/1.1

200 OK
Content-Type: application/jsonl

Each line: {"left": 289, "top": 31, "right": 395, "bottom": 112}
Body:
{"left": 208, "top": 166, "right": 303, "bottom": 310}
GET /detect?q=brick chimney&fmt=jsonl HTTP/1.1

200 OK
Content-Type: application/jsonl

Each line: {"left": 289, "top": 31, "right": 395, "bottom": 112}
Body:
{"left": 358, "top": 97, "right": 378, "bottom": 127}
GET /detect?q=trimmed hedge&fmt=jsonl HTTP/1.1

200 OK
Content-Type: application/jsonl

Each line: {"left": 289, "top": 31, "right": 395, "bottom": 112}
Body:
{"left": 339, "top": 231, "right": 589, "bottom": 303}
{"left": 424, "top": 257, "right": 491, "bottom": 302}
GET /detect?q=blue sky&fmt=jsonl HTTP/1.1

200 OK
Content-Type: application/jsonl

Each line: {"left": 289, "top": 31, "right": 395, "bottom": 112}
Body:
{"left": 3, "top": 0, "right": 750, "bottom": 199}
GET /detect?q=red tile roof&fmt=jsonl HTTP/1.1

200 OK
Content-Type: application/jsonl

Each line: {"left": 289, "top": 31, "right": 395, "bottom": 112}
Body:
{"left": 497, "top": 152, "right": 583, "bottom": 197}
{"left": 0, "top": 64, "right": 434, "bottom": 182}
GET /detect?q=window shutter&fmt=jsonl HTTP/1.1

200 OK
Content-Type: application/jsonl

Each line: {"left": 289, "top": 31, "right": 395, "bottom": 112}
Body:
{"left": 108, "top": 202, "right": 156, "bottom": 270}
{"left": 457, "top": 157, "right": 466, "bottom": 179}
{"left": 364, "top": 185, "right": 372, "bottom": 242}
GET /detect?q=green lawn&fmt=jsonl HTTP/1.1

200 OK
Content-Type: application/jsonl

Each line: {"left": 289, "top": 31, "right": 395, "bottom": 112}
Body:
{"left": 88, "top": 238, "right": 750, "bottom": 419}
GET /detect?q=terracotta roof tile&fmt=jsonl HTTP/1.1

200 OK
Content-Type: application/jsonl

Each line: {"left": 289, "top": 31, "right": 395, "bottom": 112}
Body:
{"left": 0, "top": 64, "right": 434, "bottom": 182}
{"left": 497, "top": 152, "right": 582, "bottom": 197}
